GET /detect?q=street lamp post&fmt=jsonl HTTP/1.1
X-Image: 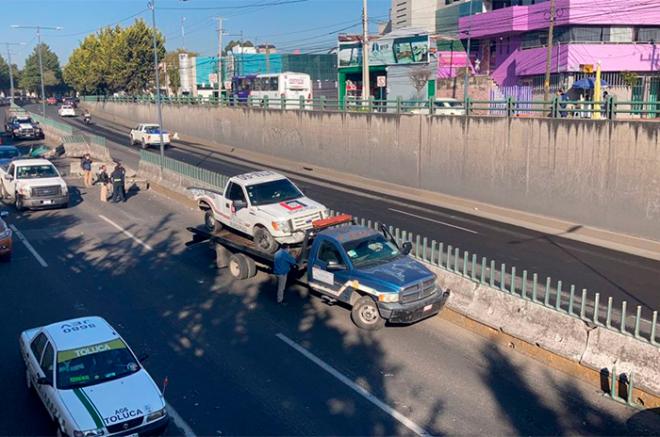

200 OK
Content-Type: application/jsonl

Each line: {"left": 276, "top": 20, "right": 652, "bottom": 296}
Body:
{"left": 1, "top": 42, "right": 25, "bottom": 105}
{"left": 10, "top": 25, "right": 62, "bottom": 116}
{"left": 147, "top": 0, "right": 166, "bottom": 174}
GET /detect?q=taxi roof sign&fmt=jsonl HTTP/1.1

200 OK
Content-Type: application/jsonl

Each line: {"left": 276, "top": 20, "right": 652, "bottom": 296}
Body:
{"left": 312, "top": 214, "right": 353, "bottom": 230}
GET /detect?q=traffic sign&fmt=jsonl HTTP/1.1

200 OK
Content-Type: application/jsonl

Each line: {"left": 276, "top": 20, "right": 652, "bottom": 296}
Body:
{"left": 377, "top": 75, "right": 387, "bottom": 88}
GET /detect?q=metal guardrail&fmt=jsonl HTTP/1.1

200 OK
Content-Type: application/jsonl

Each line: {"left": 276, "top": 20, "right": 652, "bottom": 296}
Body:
{"left": 83, "top": 94, "right": 660, "bottom": 119}
{"left": 140, "top": 150, "right": 659, "bottom": 348}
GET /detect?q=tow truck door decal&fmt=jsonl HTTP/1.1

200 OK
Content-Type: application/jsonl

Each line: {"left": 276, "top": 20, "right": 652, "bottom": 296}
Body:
{"left": 312, "top": 267, "right": 334, "bottom": 285}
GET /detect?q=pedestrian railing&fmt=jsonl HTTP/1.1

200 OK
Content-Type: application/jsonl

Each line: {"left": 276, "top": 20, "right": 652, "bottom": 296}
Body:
{"left": 83, "top": 94, "right": 660, "bottom": 120}
{"left": 140, "top": 150, "right": 659, "bottom": 348}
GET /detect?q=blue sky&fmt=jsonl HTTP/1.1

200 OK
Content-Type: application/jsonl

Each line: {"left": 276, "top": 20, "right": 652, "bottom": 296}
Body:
{"left": 0, "top": 0, "right": 390, "bottom": 67}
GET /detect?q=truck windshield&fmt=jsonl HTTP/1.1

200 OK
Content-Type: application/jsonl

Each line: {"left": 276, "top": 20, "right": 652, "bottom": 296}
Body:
{"left": 343, "top": 235, "right": 400, "bottom": 268}
{"left": 56, "top": 339, "right": 140, "bottom": 390}
{"left": 16, "top": 164, "right": 58, "bottom": 179}
{"left": 246, "top": 179, "right": 303, "bottom": 206}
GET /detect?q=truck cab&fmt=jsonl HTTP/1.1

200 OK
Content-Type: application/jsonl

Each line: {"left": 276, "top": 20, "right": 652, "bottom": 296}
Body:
{"left": 303, "top": 221, "right": 448, "bottom": 329}
{"left": 129, "top": 123, "right": 171, "bottom": 149}
{"left": 0, "top": 159, "right": 69, "bottom": 211}
{"left": 191, "top": 171, "right": 328, "bottom": 253}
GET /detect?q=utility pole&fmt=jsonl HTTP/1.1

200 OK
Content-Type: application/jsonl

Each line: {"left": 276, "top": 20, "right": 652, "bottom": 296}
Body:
{"left": 463, "top": 0, "right": 474, "bottom": 101}
{"left": 361, "top": 0, "right": 370, "bottom": 101}
{"left": 147, "top": 0, "right": 166, "bottom": 172}
{"left": 543, "top": 0, "right": 556, "bottom": 102}
{"left": 214, "top": 17, "right": 224, "bottom": 99}
{"left": 1, "top": 42, "right": 25, "bottom": 105}
{"left": 266, "top": 43, "right": 271, "bottom": 74}
{"left": 11, "top": 25, "right": 62, "bottom": 116}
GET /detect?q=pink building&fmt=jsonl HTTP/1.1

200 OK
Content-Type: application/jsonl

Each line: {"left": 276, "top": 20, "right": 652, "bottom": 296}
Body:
{"left": 458, "top": 0, "right": 660, "bottom": 107}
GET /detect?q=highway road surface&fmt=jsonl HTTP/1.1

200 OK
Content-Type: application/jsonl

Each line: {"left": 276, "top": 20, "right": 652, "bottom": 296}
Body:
{"left": 23, "top": 103, "right": 660, "bottom": 321}
{"left": 2, "top": 160, "right": 658, "bottom": 435}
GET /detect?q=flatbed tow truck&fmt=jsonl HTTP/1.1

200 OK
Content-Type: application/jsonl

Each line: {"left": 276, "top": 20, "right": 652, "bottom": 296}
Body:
{"left": 188, "top": 214, "right": 450, "bottom": 330}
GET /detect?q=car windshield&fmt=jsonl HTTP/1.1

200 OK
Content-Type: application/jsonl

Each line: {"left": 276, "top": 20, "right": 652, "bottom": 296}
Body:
{"left": 246, "top": 178, "right": 303, "bottom": 206}
{"left": 145, "top": 126, "right": 162, "bottom": 133}
{"left": 56, "top": 339, "right": 140, "bottom": 390}
{"left": 16, "top": 117, "right": 32, "bottom": 123}
{"left": 0, "top": 149, "right": 19, "bottom": 160}
{"left": 343, "top": 234, "right": 401, "bottom": 268}
{"left": 16, "top": 164, "right": 58, "bottom": 179}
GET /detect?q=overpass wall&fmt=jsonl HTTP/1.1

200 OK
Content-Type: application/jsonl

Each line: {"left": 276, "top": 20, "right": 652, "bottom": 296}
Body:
{"left": 86, "top": 101, "right": 660, "bottom": 241}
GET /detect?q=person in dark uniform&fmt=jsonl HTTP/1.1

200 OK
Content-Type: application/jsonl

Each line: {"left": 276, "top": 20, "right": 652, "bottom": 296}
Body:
{"left": 95, "top": 165, "right": 111, "bottom": 202}
{"left": 110, "top": 164, "right": 125, "bottom": 203}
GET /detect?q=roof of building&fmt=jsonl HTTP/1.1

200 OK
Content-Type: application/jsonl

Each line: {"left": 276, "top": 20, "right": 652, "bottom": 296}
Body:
{"left": 43, "top": 316, "right": 119, "bottom": 351}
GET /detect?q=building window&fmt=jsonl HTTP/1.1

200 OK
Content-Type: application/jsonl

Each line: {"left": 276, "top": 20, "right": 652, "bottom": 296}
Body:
{"left": 637, "top": 27, "right": 660, "bottom": 43}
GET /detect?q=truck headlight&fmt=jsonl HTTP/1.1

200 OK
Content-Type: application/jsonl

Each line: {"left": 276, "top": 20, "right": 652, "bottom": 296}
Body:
{"left": 378, "top": 293, "right": 399, "bottom": 303}
{"left": 61, "top": 184, "right": 68, "bottom": 195}
{"left": 18, "top": 186, "right": 31, "bottom": 198}
{"left": 272, "top": 219, "right": 291, "bottom": 233}
{"left": 147, "top": 407, "right": 167, "bottom": 422}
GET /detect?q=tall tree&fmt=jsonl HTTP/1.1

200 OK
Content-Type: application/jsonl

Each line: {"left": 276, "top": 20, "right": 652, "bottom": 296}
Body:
{"left": 19, "top": 43, "right": 64, "bottom": 95}
{"left": 115, "top": 19, "right": 165, "bottom": 94}
{"left": 0, "top": 55, "right": 9, "bottom": 92}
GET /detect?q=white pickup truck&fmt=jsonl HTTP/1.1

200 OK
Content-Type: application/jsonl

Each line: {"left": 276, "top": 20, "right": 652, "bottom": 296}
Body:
{"left": 190, "top": 171, "right": 328, "bottom": 253}
{"left": 129, "top": 123, "right": 170, "bottom": 149}
{"left": 0, "top": 159, "right": 69, "bottom": 211}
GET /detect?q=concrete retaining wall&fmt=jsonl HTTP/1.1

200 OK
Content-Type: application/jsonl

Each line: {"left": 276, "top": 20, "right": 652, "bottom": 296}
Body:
{"left": 85, "top": 101, "right": 660, "bottom": 242}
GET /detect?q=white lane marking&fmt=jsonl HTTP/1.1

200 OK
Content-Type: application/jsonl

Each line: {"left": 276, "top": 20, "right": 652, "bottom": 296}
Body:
{"left": 98, "top": 215, "right": 154, "bottom": 251}
{"left": 276, "top": 333, "right": 431, "bottom": 437}
{"left": 166, "top": 402, "right": 197, "bottom": 437}
{"left": 388, "top": 208, "right": 478, "bottom": 234}
{"left": 9, "top": 224, "right": 48, "bottom": 267}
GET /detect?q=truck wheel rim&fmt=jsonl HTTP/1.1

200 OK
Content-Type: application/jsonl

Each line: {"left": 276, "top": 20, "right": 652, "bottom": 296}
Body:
{"left": 359, "top": 304, "right": 379, "bottom": 324}
{"left": 230, "top": 260, "right": 240, "bottom": 276}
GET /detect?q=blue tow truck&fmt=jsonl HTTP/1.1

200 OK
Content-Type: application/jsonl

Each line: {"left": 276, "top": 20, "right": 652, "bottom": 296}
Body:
{"left": 188, "top": 214, "right": 450, "bottom": 330}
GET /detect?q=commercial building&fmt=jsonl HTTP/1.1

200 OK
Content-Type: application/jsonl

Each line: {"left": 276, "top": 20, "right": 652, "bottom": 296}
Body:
{"left": 391, "top": 0, "right": 438, "bottom": 32}
{"left": 458, "top": 0, "right": 660, "bottom": 107}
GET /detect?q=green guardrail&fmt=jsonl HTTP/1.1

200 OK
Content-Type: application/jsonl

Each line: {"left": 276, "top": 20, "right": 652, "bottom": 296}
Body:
{"left": 27, "top": 111, "right": 74, "bottom": 135}
{"left": 139, "top": 150, "right": 658, "bottom": 349}
{"left": 83, "top": 94, "right": 660, "bottom": 120}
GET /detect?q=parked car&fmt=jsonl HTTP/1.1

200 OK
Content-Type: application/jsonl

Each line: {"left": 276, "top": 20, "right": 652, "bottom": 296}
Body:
{"left": 0, "top": 210, "right": 12, "bottom": 261}
{"left": 19, "top": 316, "right": 169, "bottom": 437}
{"left": 0, "top": 146, "right": 20, "bottom": 166}
{"left": 129, "top": 124, "right": 170, "bottom": 149}
{"left": 410, "top": 98, "right": 466, "bottom": 116}
{"left": 0, "top": 158, "right": 69, "bottom": 211}
{"left": 58, "top": 105, "right": 76, "bottom": 117}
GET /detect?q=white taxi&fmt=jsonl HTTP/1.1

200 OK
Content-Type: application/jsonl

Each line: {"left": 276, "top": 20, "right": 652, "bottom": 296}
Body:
{"left": 19, "top": 316, "right": 169, "bottom": 436}
{"left": 58, "top": 105, "right": 76, "bottom": 117}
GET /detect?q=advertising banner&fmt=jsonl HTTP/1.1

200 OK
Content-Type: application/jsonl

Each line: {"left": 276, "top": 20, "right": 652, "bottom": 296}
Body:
{"left": 338, "top": 34, "right": 430, "bottom": 69}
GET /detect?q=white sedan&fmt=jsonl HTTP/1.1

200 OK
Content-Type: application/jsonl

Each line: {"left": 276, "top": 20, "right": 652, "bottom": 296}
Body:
{"left": 19, "top": 316, "right": 169, "bottom": 436}
{"left": 58, "top": 105, "right": 76, "bottom": 117}
{"left": 410, "top": 98, "right": 466, "bottom": 116}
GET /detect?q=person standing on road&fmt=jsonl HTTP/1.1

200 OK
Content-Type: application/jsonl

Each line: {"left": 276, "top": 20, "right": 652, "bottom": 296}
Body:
{"left": 95, "top": 165, "right": 111, "bottom": 202}
{"left": 81, "top": 153, "right": 93, "bottom": 187}
{"left": 110, "top": 164, "right": 126, "bottom": 203}
{"left": 273, "top": 244, "right": 297, "bottom": 304}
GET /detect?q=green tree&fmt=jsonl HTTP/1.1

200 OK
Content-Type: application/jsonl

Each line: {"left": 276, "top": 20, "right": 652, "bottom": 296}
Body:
{"left": 19, "top": 43, "right": 64, "bottom": 95}
{"left": 0, "top": 55, "right": 9, "bottom": 92}
{"left": 164, "top": 48, "right": 198, "bottom": 95}
{"left": 115, "top": 19, "right": 165, "bottom": 94}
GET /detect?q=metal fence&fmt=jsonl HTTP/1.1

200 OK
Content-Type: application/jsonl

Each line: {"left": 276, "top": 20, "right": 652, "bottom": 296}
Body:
{"left": 141, "top": 151, "right": 659, "bottom": 348}
{"left": 82, "top": 94, "right": 660, "bottom": 119}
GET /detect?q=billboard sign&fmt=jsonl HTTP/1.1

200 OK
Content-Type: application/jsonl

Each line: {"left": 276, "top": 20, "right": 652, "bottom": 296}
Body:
{"left": 338, "top": 33, "right": 430, "bottom": 69}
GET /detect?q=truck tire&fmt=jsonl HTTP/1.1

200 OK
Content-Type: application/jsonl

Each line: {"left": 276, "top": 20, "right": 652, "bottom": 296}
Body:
{"left": 141, "top": 139, "right": 147, "bottom": 149}
{"left": 254, "top": 226, "right": 278, "bottom": 254}
{"left": 245, "top": 255, "right": 257, "bottom": 278}
{"left": 215, "top": 244, "right": 231, "bottom": 269}
{"left": 129, "top": 136, "right": 134, "bottom": 146}
{"left": 205, "top": 210, "right": 223, "bottom": 233}
{"left": 228, "top": 253, "right": 250, "bottom": 280}
{"left": 351, "top": 296, "right": 385, "bottom": 330}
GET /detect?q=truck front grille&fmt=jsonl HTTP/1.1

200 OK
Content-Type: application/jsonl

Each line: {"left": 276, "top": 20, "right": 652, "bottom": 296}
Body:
{"left": 400, "top": 279, "right": 436, "bottom": 304}
{"left": 32, "top": 185, "right": 61, "bottom": 197}
{"left": 292, "top": 211, "right": 322, "bottom": 231}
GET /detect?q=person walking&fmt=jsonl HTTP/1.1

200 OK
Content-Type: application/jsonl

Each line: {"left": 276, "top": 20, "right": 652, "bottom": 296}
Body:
{"left": 273, "top": 244, "right": 297, "bottom": 304}
{"left": 110, "top": 164, "right": 126, "bottom": 203}
{"left": 81, "top": 153, "right": 93, "bottom": 187}
{"left": 95, "top": 165, "right": 111, "bottom": 202}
